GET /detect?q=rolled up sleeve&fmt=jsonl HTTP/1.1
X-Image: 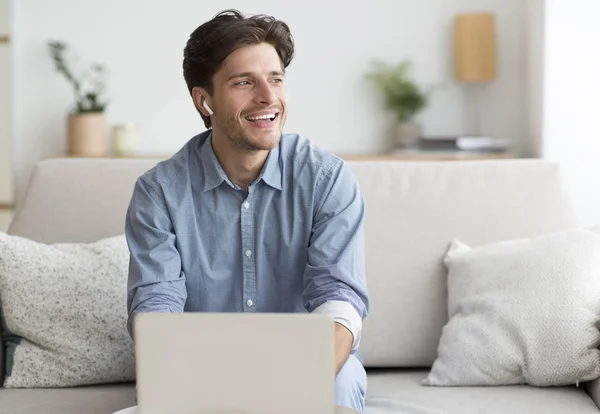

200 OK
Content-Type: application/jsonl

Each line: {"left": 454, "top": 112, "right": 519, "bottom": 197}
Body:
{"left": 125, "top": 177, "right": 187, "bottom": 338}
{"left": 303, "top": 160, "right": 370, "bottom": 350}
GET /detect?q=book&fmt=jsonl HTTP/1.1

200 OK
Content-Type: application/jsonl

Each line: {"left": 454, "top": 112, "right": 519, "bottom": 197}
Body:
{"left": 416, "top": 136, "right": 510, "bottom": 152}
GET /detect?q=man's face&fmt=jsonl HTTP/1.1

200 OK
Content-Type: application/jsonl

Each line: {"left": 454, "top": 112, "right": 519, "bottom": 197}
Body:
{"left": 206, "top": 43, "right": 288, "bottom": 151}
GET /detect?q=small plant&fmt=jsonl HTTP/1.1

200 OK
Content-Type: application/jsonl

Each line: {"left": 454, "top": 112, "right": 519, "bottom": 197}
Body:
{"left": 48, "top": 41, "right": 109, "bottom": 114}
{"left": 366, "top": 60, "right": 428, "bottom": 123}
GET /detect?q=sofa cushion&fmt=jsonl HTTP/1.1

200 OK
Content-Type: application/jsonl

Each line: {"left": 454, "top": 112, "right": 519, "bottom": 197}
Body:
{"left": 424, "top": 229, "right": 600, "bottom": 387}
{"left": 347, "top": 160, "right": 579, "bottom": 367}
{"left": 366, "top": 369, "right": 599, "bottom": 414}
{"left": 0, "top": 233, "right": 135, "bottom": 387}
{"left": 2, "top": 373, "right": 596, "bottom": 414}
{"left": 0, "top": 383, "right": 135, "bottom": 414}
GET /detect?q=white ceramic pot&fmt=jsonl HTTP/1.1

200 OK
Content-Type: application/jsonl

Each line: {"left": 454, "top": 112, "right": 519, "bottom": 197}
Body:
{"left": 395, "top": 121, "right": 421, "bottom": 148}
{"left": 111, "top": 123, "right": 140, "bottom": 157}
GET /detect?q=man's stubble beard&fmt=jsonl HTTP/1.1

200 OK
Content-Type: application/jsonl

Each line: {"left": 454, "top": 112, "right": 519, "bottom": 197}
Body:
{"left": 215, "top": 114, "right": 283, "bottom": 152}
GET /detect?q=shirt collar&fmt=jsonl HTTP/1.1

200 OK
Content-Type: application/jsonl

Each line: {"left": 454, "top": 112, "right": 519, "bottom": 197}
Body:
{"left": 200, "top": 133, "right": 230, "bottom": 192}
{"left": 259, "top": 143, "right": 282, "bottom": 191}
{"left": 199, "top": 132, "right": 283, "bottom": 192}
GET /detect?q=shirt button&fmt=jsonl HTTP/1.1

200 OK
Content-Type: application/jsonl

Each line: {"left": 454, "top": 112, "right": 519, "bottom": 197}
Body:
{"left": 243, "top": 201, "right": 250, "bottom": 209}
{"left": 245, "top": 249, "right": 252, "bottom": 257}
{"left": 246, "top": 299, "right": 253, "bottom": 307}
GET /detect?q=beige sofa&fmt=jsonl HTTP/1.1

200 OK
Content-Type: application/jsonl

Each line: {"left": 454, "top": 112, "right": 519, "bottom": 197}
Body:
{"left": 1, "top": 157, "right": 600, "bottom": 414}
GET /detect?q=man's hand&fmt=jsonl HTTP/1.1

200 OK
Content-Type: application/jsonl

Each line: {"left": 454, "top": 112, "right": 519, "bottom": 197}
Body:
{"left": 334, "top": 322, "right": 353, "bottom": 375}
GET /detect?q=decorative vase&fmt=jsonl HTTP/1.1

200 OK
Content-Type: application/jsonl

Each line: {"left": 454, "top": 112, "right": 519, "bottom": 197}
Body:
{"left": 67, "top": 113, "right": 107, "bottom": 157}
{"left": 395, "top": 121, "right": 422, "bottom": 148}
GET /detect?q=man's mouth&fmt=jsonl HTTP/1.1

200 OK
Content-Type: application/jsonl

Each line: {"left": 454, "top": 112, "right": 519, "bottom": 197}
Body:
{"left": 245, "top": 113, "right": 279, "bottom": 123}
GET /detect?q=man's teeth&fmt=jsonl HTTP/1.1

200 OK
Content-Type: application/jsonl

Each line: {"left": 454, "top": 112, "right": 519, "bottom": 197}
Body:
{"left": 247, "top": 114, "right": 276, "bottom": 121}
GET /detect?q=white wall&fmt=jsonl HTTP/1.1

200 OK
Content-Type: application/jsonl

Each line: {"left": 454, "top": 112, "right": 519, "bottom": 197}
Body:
{"left": 11, "top": 0, "right": 529, "bottom": 200}
{"left": 0, "top": 0, "right": 13, "bottom": 205}
{"left": 541, "top": 0, "right": 600, "bottom": 226}
{"left": 525, "top": 0, "right": 545, "bottom": 158}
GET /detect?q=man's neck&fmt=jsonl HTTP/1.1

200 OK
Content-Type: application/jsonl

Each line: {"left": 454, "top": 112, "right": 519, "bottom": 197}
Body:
{"left": 211, "top": 132, "right": 269, "bottom": 192}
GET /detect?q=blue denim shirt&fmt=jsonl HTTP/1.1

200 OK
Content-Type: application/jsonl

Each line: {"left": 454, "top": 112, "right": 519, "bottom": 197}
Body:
{"left": 126, "top": 131, "right": 369, "bottom": 348}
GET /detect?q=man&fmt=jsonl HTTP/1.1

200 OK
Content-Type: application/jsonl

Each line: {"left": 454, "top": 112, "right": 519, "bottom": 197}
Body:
{"left": 125, "top": 9, "right": 369, "bottom": 412}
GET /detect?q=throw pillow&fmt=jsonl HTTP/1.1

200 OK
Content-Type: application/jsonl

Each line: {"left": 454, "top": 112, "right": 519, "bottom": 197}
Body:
{"left": 424, "top": 228, "right": 600, "bottom": 387}
{"left": 0, "top": 232, "right": 135, "bottom": 388}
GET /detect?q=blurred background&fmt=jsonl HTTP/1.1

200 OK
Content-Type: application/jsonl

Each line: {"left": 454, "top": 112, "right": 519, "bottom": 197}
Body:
{"left": 0, "top": 0, "right": 599, "bottom": 231}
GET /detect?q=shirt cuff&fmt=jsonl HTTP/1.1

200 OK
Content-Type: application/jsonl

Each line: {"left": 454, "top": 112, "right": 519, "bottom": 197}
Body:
{"left": 311, "top": 300, "right": 363, "bottom": 350}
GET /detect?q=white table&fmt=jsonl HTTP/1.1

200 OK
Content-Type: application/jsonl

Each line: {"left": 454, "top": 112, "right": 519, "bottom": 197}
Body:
{"left": 114, "top": 405, "right": 358, "bottom": 413}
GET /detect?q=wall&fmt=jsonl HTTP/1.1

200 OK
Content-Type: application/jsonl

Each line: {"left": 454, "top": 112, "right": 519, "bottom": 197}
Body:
{"left": 540, "top": 0, "right": 600, "bottom": 227}
{"left": 525, "top": 0, "right": 545, "bottom": 158}
{"left": 11, "top": 0, "right": 529, "bottom": 201}
{"left": 0, "top": 0, "right": 13, "bottom": 207}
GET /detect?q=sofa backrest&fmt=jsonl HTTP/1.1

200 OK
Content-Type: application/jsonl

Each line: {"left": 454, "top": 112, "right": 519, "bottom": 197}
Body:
{"left": 8, "top": 158, "right": 578, "bottom": 369}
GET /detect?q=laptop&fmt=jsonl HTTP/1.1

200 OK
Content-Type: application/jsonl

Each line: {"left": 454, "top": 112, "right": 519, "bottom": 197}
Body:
{"left": 134, "top": 312, "right": 336, "bottom": 414}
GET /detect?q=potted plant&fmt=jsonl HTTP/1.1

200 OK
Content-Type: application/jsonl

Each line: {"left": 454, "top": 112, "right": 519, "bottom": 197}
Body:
{"left": 48, "top": 41, "right": 109, "bottom": 157}
{"left": 366, "top": 60, "right": 429, "bottom": 148}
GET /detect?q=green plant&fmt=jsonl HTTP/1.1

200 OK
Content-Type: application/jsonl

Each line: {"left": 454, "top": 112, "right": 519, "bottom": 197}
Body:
{"left": 366, "top": 60, "right": 428, "bottom": 123}
{"left": 48, "top": 41, "right": 108, "bottom": 114}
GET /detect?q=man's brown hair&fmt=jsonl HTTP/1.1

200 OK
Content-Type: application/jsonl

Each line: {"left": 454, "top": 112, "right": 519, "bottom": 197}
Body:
{"left": 183, "top": 9, "right": 295, "bottom": 128}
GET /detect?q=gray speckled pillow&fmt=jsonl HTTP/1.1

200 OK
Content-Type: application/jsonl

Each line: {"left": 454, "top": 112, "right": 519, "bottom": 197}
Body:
{"left": 0, "top": 232, "right": 135, "bottom": 388}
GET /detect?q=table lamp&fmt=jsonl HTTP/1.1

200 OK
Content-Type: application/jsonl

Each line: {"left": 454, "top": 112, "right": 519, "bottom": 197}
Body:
{"left": 454, "top": 12, "right": 497, "bottom": 139}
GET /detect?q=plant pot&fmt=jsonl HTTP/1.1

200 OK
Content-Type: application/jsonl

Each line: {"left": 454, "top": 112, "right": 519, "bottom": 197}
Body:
{"left": 67, "top": 113, "right": 107, "bottom": 157}
{"left": 395, "top": 121, "right": 422, "bottom": 148}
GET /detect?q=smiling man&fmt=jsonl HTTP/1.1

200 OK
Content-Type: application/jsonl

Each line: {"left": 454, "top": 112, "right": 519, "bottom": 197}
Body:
{"left": 125, "top": 9, "right": 369, "bottom": 412}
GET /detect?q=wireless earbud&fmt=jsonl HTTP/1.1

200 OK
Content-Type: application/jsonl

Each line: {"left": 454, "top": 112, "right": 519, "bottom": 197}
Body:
{"left": 202, "top": 100, "right": 214, "bottom": 116}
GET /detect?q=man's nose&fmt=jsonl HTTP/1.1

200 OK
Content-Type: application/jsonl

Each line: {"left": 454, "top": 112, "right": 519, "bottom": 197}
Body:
{"left": 254, "top": 79, "right": 276, "bottom": 105}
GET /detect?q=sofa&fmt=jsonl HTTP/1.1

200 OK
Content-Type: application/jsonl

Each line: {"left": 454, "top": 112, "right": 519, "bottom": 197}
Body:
{"left": 1, "top": 157, "right": 600, "bottom": 414}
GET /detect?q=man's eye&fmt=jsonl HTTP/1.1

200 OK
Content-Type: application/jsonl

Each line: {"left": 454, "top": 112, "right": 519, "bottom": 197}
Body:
{"left": 271, "top": 78, "right": 283, "bottom": 83}
{"left": 236, "top": 81, "right": 250, "bottom": 86}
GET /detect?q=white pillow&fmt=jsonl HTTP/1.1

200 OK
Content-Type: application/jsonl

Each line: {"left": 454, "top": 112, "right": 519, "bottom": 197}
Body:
{"left": 424, "top": 228, "right": 600, "bottom": 387}
{"left": 0, "top": 232, "right": 135, "bottom": 388}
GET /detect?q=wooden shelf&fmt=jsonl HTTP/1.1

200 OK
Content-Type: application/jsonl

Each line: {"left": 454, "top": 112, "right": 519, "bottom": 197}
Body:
{"left": 56, "top": 153, "right": 171, "bottom": 160}
{"left": 57, "top": 150, "right": 515, "bottom": 162}
{"left": 338, "top": 150, "right": 515, "bottom": 161}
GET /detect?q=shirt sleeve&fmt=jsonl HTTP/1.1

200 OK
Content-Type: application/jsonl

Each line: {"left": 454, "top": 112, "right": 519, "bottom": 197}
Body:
{"left": 311, "top": 300, "right": 363, "bottom": 349}
{"left": 125, "top": 177, "right": 187, "bottom": 339}
{"left": 303, "top": 159, "right": 370, "bottom": 351}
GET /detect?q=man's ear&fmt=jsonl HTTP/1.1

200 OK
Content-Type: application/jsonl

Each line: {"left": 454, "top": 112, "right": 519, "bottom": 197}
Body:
{"left": 192, "top": 87, "right": 213, "bottom": 116}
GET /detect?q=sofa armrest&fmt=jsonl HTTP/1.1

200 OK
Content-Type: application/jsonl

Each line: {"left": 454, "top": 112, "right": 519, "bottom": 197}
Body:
{"left": 584, "top": 378, "right": 600, "bottom": 409}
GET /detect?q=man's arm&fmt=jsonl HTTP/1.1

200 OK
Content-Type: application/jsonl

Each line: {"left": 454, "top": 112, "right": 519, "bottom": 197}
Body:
{"left": 125, "top": 177, "right": 187, "bottom": 338}
{"left": 313, "top": 299, "right": 363, "bottom": 374}
{"left": 303, "top": 160, "right": 370, "bottom": 375}
{"left": 335, "top": 322, "right": 354, "bottom": 374}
